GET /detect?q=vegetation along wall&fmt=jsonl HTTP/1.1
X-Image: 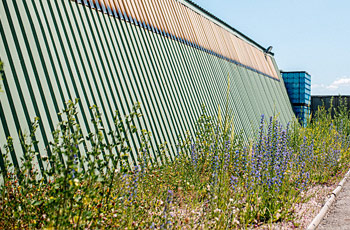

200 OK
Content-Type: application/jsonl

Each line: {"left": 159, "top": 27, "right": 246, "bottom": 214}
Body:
{"left": 0, "top": 0, "right": 295, "bottom": 172}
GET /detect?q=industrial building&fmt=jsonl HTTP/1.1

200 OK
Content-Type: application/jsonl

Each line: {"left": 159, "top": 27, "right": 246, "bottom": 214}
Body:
{"left": 311, "top": 96, "right": 350, "bottom": 118}
{"left": 0, "top": 0, "right": 295, "bottom": 171}
{"left": 281, "top": 71, "right": 311, "bottom": 125}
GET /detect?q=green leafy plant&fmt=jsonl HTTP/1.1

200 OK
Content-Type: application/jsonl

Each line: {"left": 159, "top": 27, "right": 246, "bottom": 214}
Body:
{"left": 0, "top": 94, "right": 349, "bottom": 229}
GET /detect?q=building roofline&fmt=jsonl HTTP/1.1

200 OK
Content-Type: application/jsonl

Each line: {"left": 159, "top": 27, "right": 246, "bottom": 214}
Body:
{"left": 178, "top": 0, "right": 274, "bottom": 56}
{"left": 280, "top": 71, "right": 311, "bottom": 76}
{"left": 311, "top": 95, "right": 350, "bottom": 97}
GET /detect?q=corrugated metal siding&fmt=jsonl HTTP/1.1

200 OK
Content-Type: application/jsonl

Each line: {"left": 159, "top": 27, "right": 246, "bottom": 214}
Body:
{"left": 0, "top": 0, "right": 295, "bottom": 172}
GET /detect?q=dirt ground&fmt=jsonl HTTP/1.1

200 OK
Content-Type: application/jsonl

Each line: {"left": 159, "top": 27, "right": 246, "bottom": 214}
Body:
{"left": 253, "top": 183, "right": 337, "bottom": 229}
{"left": 318, "top": 179, "right": 350, "bottom": 230}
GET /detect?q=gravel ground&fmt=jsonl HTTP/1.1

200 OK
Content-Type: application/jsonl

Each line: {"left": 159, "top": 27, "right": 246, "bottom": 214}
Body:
{"left": 318, "top": 178, "right": 350, "bottom": 230}
{"left": 255, "top": 183, "right": 337, "bottom": 229}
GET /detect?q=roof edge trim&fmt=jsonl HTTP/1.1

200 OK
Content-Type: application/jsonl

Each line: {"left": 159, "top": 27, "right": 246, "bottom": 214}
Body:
{"left": 281, "top": 71, "right": 311, "bottom": 76}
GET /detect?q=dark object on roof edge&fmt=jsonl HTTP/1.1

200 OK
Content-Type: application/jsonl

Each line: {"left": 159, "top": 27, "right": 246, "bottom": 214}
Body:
{"left": 183, "top": 0, "right": 273, "bottom": 55}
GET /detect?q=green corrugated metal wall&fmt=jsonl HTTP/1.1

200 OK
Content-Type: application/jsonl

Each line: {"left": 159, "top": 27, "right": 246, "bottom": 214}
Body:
{"left": 0, "top": 0, "right": 295, "bottom": 171}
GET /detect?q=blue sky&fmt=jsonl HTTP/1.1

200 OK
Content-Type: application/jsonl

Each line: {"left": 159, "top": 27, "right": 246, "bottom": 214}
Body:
{"left": 192, "top": 0, "right": 350, "bottom": 95}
